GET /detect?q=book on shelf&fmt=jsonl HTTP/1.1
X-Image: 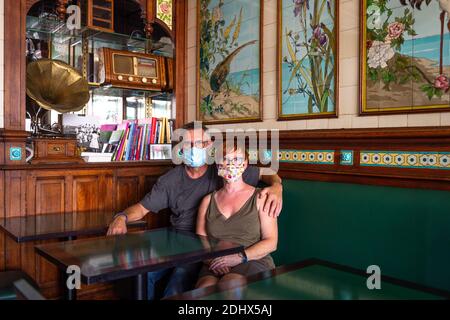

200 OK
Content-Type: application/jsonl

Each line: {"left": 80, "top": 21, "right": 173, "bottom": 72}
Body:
{"left": 111, "top": 117, "right": 174, "bottom": 161}
{"left": 81, "top": 152, "right": 114, "bottom": 163}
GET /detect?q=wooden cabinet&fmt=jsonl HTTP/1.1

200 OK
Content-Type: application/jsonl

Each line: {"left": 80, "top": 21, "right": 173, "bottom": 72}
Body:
{"left": 115, "top": 175, "right": 141, "bottom": 212}
{"left": 0, "top": 161, "right": 172, "bottom": 299}
{"left": 31, "top": 137, "right": 83, "bottom": 165}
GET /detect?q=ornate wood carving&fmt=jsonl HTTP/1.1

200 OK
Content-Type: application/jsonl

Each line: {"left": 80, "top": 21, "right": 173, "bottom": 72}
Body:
{"left": 56, "top": 0, "right": 68, "bottom": 20}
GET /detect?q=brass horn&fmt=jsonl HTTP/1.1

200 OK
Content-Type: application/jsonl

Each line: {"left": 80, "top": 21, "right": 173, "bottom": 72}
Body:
{"left": 26, "top": 59, "right": 90, "bottom": 113}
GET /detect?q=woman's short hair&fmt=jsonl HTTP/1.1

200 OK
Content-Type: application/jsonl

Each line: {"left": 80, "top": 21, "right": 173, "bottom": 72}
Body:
{"left": 218, "top": 138, "right": 249, "bottom": 162}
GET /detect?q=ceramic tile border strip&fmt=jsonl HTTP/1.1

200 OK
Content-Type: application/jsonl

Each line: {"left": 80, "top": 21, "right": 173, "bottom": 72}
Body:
{"left": 249, "top": 149, "right": 335, "bottom": 165}
{"left": 360, "top": 151, "right": 450, "bottom": 170}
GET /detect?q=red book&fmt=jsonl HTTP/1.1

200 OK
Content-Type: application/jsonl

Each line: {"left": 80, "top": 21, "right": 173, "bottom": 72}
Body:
{"left": 150, "top": 117, "right": 157, "bottom": 144}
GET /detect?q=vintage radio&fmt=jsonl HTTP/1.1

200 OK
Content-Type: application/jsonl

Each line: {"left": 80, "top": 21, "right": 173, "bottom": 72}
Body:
{"left": 98, "top": 48, "right": 173, "bottom": 91}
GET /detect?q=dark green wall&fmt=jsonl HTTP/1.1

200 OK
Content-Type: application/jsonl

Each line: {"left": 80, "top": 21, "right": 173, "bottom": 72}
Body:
{"left": 273, "top": 179, "right": 450, "bottom": 292}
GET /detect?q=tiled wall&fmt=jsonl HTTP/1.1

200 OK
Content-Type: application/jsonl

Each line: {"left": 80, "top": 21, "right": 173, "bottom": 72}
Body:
{"left": 186, "top": 0, "right": 450, "bottom": 130}
{"left": 0, "top": 0, "right": 4, "bottom": 128}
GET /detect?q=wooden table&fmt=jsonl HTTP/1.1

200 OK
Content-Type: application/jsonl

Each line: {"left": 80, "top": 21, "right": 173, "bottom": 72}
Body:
{"left": 168, "top": 259, "right": 450, "bottom": 300}
{"left": 0, "top": 211, "right": 147, "bottom": 242}
{"left": 35, "top": 228, "right": 243, "bottom": 300}
{"left": 0, "top": 211, "right": 147, "bottom": 300}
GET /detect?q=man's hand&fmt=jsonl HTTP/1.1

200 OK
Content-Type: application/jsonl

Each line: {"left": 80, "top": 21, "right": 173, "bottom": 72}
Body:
{"left": 259, "top": 182, "right": 283, "bottom": 218}
{"left": 107, "top": 216, "right": 128, "bottom": 236}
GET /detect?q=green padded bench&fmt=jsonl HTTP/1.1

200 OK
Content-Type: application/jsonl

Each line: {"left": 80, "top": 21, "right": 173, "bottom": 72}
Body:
{"left": 0, "top": 271, "right": 40, "bottom": 300}
{"left": 273, "top": 179, "right": 450, "bottom": 294}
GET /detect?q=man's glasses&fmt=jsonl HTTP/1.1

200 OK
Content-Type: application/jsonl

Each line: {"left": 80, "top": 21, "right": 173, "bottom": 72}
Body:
{"left": 181, "top": 140, "right": 210, "bottom": 149}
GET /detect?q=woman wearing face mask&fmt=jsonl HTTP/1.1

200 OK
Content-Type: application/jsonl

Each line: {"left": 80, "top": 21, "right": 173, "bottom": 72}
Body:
{"left": 195, "top": 144, "right": 278, "bottom": 288}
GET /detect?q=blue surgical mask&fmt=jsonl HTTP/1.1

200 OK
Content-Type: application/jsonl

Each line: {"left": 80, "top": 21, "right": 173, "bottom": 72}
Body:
{"left": 183, "top": 147, "right": 207, "bottom": 168}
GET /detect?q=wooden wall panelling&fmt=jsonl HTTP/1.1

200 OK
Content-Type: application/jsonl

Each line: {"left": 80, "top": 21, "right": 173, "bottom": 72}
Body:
{"left": 25, "top": 170, "right": 67, "bottom": 292}
{"left": 115, "top": 165, "right": 172, "bottom": 228}
{"left": 0, "top": 138, "right": 4, "bottom": 166}
{"left": 71, "top": 170, "right": 114, "bottom": 213}
{"left": 70, "top": 170, "right": 114, "bottom": 232}
{"left": 174, "top": 0, "right": 187, "bottom": 128}
{"left": 20, "top": 241, "right": 37, "bottom": 284}
{"left": 35, "top": 238, "right": 59, "bottom": 298}
{"left": 5, "top": 171, "right": 26, "bottom": 217}
{"left": 4, "top": 171, "right": 27, "bottom": 270}
{"left": 0, "top": 170, "right": 4, "bottom": 271}
{"left": 4, "top": 1, "right": 26, "bottom": 130}
{"left": 115, "top": 175, "right": 140, "bottom": 212}
{"left": 26, "top": 174, "right": 66, "bottom": 216}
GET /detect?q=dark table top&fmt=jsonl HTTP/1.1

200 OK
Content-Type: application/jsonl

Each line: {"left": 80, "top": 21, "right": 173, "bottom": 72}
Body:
{"left": 35, "top": 228, "right": 243, "bottom": 285}
{"left": 0, "top": 212, "right": 147, "bottom": 242}
{"left": 168, "top": 259, "right": 450, "bottom": 300}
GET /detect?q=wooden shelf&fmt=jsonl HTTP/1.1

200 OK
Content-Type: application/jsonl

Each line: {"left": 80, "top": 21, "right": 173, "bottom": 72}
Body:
{"left": 0, "top": 159, "right": 173, "bottom": 171}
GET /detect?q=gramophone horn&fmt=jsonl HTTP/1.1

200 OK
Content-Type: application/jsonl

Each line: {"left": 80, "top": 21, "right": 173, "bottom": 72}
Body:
{"left": 26, "top": 59, "right": 90, "bottom": 113}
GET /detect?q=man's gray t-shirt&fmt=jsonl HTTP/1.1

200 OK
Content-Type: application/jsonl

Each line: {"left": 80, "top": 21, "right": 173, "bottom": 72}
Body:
{"left": 139, "top": 165, "right": 260, "bottom": 232}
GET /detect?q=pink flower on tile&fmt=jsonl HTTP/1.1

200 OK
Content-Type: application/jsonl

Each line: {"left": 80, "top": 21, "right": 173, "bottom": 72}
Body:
{"left": 385, "top": 22, "right": 405, "bottom": 42}
{"left": 434, "top": 75, "right": 450, "bottom": 91}
{"left": 159, "top": 2, "right": 171, "bottom": 14}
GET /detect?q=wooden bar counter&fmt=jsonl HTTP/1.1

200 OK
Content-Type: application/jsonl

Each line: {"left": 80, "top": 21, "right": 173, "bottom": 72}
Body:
{"left": 0, "top": 160, "right": 173, "bottom": 299}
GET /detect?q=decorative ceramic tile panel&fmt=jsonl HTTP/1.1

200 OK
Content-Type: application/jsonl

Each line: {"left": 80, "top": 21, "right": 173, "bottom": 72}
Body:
{"left": 360, "top": 151, "right": 450, "bottom": 170}
{"left": 277, "top": 150, "right": 335, "bottom": 165}
{"left": 340, "top": 150, "right": 354, "bottom": 166}
{"left": 248, "top": 149, "right": 335, "bottom": 165}
{"left": 157, "top": 0, "right": 173, "bottom": 30}
{"left": 9, "top": 147, "right": 22, "bottom": 161}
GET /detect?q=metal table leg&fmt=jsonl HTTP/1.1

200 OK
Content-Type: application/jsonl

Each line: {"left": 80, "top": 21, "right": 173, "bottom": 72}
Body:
{"left": 61, "top": 271, "right": 77, "bottom": 301}
{"left": 134, "top": 273, "right": 148, "bottom": 300}
{"left": 60, "top": 235, "right": 77, "bottom": 300}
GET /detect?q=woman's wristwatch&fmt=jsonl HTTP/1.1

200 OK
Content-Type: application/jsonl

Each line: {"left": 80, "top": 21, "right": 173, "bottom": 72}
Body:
{"left": 113, "top": 212, "right": 128, "bottom": 223}
{"left": 239, "top": 251, "right": 248, "bottom": 263}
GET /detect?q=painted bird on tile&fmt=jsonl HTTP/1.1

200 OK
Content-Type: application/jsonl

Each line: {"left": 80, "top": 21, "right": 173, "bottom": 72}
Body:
{"left": 399, "top": 0, "right": 432, "bottom": 9}
{"left": 209, "top": 40, "right": 257, "bottom": 94}
{"left": 400, "top": 0, "right": 450, "bottom": 74}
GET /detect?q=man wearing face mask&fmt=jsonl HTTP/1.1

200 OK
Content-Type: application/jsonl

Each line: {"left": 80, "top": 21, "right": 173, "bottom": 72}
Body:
{"left": 107, "top": 121, "right": 283, "bottom": 300}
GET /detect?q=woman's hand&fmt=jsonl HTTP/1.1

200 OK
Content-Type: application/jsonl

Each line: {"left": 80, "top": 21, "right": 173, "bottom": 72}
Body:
{"left": 209, "top": 254, "right": 242, "bottom": 271}
{"left": 212, "top": 267, "right": 230, "bottom": 276}
{"left": 205, "top": 259, "right": 230, "bottom": 276}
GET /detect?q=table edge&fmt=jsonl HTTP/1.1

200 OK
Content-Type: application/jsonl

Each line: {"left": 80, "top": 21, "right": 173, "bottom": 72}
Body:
{"left": 0, "top": 220, "right": 147, "bottom": 243}
{"left": 34, "top": 228, "right": 244, "bottom": 285}
{"left": 166, "top": 258, "right": 450, "bottom": 300}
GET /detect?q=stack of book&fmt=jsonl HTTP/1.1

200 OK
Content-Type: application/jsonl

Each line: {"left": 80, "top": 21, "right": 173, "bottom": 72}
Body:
{"left": 108, "top": 117, "right": 173, "bottom": 162}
